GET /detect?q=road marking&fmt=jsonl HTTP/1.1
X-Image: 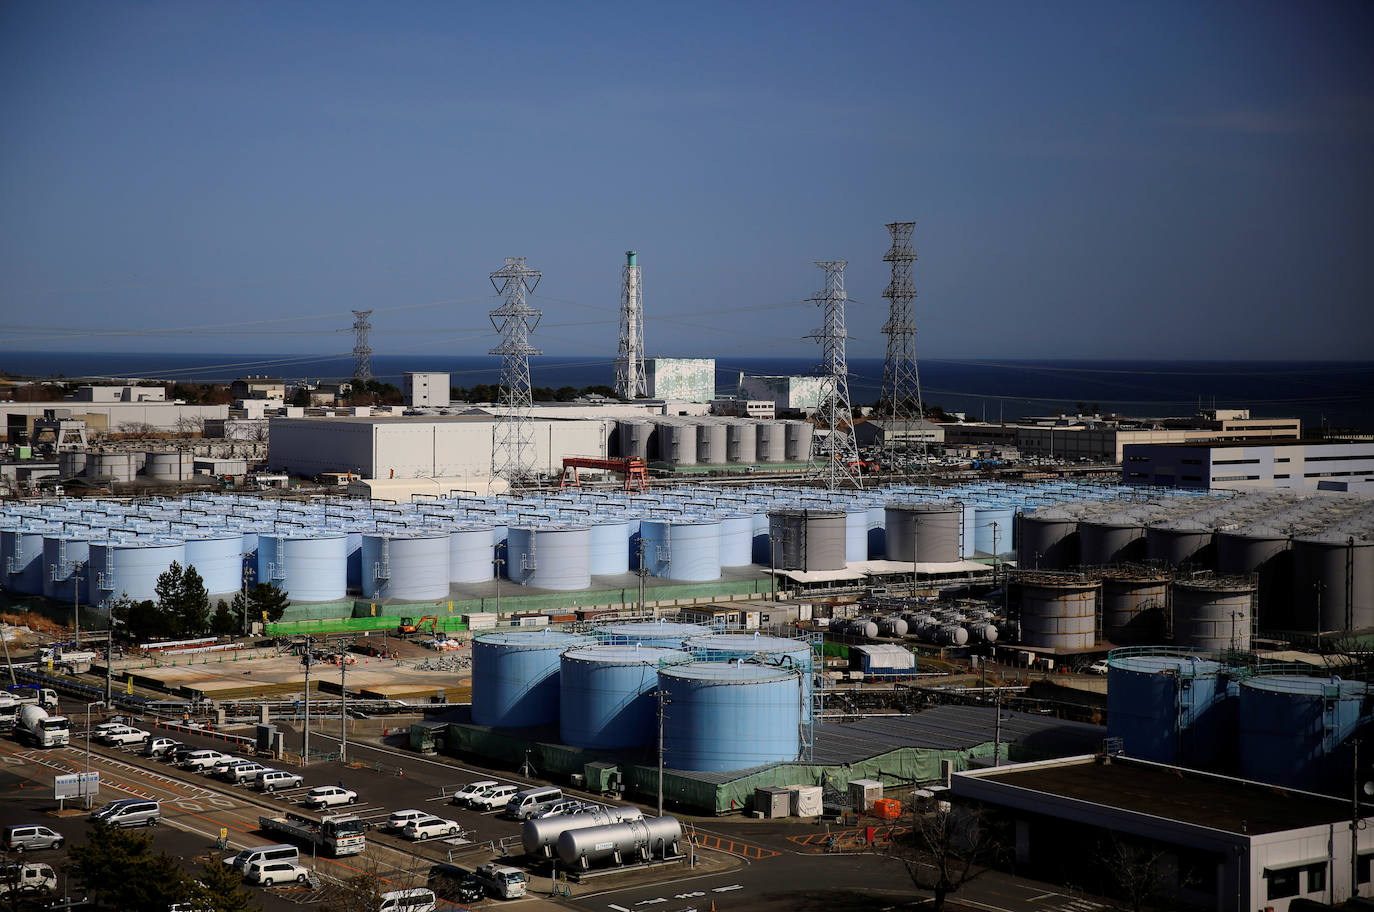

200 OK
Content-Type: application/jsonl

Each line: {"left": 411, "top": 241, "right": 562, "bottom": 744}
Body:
{"left": 712, "top": 884, "right": 743, "bottom": 893}
{"left": 1028, "top": 894, "right": 1058, "bottom": 902}
{"left": 675, "top": 891, "right": 706, "bottom": 899}
{"left": 634, "top": 900, "right": 665, "bottom": 906}
{"left": 609, "top": 905, "right": 630, "bottom": 912}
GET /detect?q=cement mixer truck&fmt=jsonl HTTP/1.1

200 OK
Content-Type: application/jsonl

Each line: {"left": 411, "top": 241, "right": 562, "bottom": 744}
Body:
{"left": 18, "top": 705, "right": 70, "bottom": 748}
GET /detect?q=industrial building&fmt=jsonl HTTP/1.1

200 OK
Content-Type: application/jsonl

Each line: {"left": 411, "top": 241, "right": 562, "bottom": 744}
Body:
{"left": 853, "top": 419, "right": 945, "bottom": 448}
{"left": 941, "top": 409, "right": 1303, "bottom": 463}
{"left": 736, "top": 373, "right": 826, "bottom": 413}
{"left": 4, "top": 388, "right": 229, "bottom": 442}
{"left": 643, "top": 358, "right": 715, "bottom": 402}
{"left": 952, "top": 754, "right": 1374, "bottom": 912}
{"left": 1122, "top": 438, "right": 1374, "bottom": 492}
{"left": 403, "top": 372, "right": 450, "bottom": 408}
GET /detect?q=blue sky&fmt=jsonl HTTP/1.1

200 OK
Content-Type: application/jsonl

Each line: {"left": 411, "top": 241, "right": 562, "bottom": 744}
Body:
{"left": 1, "top": 1, "right": 1371, "bottom": 361}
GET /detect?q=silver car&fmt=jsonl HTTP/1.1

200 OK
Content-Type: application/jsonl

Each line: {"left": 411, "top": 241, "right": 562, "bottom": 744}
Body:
{"left": 3, "top": 825, "right": 64, "bottom": 852}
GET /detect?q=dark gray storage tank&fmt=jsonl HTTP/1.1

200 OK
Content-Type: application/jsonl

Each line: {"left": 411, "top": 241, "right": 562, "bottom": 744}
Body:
{"left": 1013, "top": 571, "right": 1099, "bottom": 649}
{"left": 1291, "top": 533, "right": 1374, "bottom": 634}
{"left": 1146, "top": 521, "right": 1216, "bottom": 569}
{"left": 885, "top": 504, "right": 961, "bottom": 563}
{"left": 1171, "top": 576, "right": 1254, "bottom": 653}
{"left": 767, "top": 509, "right": 846, "bottom": 571}
{"left": 1079, "top": 518, "right": 1147, "bottom": 565}
{"left": 1017, "top": 510, "right": 1079, "bottom": 570}
{"left": 1216, "top": 525, "right": 1292, "bottom": 630}
{"left": 1100, "top": 568, "right": 1170, "bottom": 645}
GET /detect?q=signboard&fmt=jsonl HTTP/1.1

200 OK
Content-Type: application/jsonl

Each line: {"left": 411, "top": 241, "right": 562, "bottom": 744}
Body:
{"left": 54, "top": 772, "right": 99, "bottom": 801}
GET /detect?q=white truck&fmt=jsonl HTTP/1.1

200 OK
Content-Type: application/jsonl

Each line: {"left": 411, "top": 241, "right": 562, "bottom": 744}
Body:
{"left": 18, "top": 705, "right": 70, "bottom": 748}
{"left": 257, "top": 811, "right": 367, "bottom": 857}
{"left": 35, "top": 648, "right": 98, "bottom": 675}
{"left": 1, "top": 687, "right": 60, "bottom": 712}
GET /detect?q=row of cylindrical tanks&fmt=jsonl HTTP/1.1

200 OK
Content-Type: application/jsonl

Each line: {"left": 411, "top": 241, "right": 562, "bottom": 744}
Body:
{"left": 521, "top": 807, "right": 682, "bottom": 869}
{"left": 1011, "top": 568, "right": 1256, "bottom": 652}
{"left": 830, "top": 611, "right": 1001, "bottom": 648}
{"left": 0, "top": 482, "right": 1207, "bottom": 608}
{"left": 1019, "top": 492, "right": 1374, "bottom": 634}
{"left": 614, "top": 418, "right": 813, "bottom": 466}
{"left": 1105, "top": 647, "right": 1372, "bottom": 796}
{"left": 56, "top": 449, "right": 201, "bottom": 483}
{"left": 470, "top": 622, "right": 816, "bottom": 773}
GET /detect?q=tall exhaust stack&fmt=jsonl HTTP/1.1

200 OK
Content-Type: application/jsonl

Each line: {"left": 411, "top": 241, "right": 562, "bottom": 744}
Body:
{"left": 615, "top": 250, "right": 646, "bottom": 399}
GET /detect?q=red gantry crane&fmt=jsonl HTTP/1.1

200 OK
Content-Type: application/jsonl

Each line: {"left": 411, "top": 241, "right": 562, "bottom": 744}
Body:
{"left": 559, "top": 456, "right": 649, "bottom": 492}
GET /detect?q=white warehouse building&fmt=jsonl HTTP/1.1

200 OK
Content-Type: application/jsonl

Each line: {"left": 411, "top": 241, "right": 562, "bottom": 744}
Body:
{"left": 268, "top": 415, "right": 611, "bottom": 481}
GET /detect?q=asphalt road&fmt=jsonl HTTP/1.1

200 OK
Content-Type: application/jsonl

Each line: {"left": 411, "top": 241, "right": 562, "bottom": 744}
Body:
{"left": 1, "top": 717, "right": 1119, "bottom": 912}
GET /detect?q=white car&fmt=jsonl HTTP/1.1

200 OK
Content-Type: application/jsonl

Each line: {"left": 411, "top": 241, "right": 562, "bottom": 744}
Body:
{"left": 401, "top": 817, "right": 462, "bottom": 841}
{"left": 469, "top": 784, "right": 518, "bottom": 811}
{"left": 1085, "top": 660, "right": 1110, "bottom": 676}
{"left": 256, "top": 770, "right": 304, "bottom": 792}
{"left": 221, "top": 760, "right": 267, "bottom": 783}
{"left": 179, "top": 749, "right": 228, "bottom": 771}
{"left": 207, "top": 755, "right": 246, "bottom": 776}
{"left": 143, "top": 737, "right": 181, "bottom": 758}
{"left": 302, "top": 786, "right": 356, "bottom": 809}
{"left": 97, "top": 725, "right": 149, "bottom": 746}
{"left": 244, "top": 858, "right": 310, "bottom": 887}
{"left": 385, "top": 809, "right": 429, "bottom": 832}
{"left": 451, "top": 780, "right": 497, "bottom": 806}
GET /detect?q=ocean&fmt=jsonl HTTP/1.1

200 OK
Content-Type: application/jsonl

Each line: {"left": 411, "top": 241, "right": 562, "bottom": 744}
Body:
{"left": 1, "top": 351, "right": 1371, "bottom": 432}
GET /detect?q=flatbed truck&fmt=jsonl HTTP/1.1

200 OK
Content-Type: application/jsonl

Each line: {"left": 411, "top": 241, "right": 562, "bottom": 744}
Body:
{"left": 257, "top": 811, "right": 366, "bottom": 857}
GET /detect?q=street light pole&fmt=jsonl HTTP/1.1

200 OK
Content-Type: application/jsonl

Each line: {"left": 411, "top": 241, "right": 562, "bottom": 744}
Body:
{"left": 302, "top": 635, "right": 313, "bottom": 768}
{"left": 656, "top": 688, "right": 671, "bottom": 817}
{"left": 339, "top": 653, "right": 347, "bottom": 765}
{"left": 85, "top": 701, "right": 105, "bottom": 809}
{"left": 72, "top": 563, "right": 83, "bottom": 648}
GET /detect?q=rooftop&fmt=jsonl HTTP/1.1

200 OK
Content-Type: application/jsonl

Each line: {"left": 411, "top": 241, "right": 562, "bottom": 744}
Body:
{"left": 1132, "top": 438, "right": 1348, "bottom": 449}
{"left": 965, "top": 755, "right": 1351, "bottom": 835}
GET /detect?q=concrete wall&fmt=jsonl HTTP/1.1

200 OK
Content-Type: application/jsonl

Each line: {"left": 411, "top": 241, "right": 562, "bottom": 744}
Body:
{"left": 645, "top": 358, "right": 715, "bottom": 402}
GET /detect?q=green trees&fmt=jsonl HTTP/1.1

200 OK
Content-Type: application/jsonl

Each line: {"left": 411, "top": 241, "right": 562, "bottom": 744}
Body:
{"left": 232, "top": 583, "right": 290, "bottom": 626}
{"left": 66, "top": 823, "right": 198, "bottom": 909}
{"left": 194, "top": 853, "right": 262, "bottom": 912}
{"left": 111, "top": 563, "right": 287, "bottom": 642}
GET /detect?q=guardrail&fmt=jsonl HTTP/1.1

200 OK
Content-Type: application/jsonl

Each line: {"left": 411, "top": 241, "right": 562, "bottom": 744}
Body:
{"left": 154, "top": 719, "right": 255, "bottom": 749}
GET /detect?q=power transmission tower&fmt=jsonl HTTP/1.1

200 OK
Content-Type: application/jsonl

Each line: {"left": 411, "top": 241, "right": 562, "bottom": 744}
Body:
{"left": 805, "top": 260, "right": 863, "bottom": 489}
{"left": 350, "top": 310, "right": 373, "bottom": 382}
{"left": 615, "top": 250, "right": 646, "bottom": 400}
{"left": 880, "top": 221, "right": 925, "bottom": 470}
{"left": 488, "top": 257, "right": 543, "bottom": 491}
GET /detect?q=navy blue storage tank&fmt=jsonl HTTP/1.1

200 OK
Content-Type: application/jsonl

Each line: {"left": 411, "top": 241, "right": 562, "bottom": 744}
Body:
{"left": 684, "top": 633, "right": 815, "bottom": 723}
{"left": 1106, "top": 649, "right": 1237, "bottom": 770}
{"left": 42, "top": 535, "right": 89, "bottom": 604}
{"left": 1238, "top": 675, "right": 1373, "bottom": 791}
{"left": 658, "top": 661, "right": 801, "bottom": 772}
{"left": 559, "top": 645, "right": 691, "bottom": 749}
{"left": 2, "top": 527, "right": 51, "bottom": 596}
{"left": 471, "top": 629, "right": 594, "bottom": 728}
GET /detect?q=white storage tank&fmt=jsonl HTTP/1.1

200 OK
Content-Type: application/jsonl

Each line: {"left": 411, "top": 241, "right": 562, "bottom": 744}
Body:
{"left": 449, "top": 524, "right": 496, "bottom": 583}
{"left": 717, "top": 514, "right": 754, "bottom": 567}
{"left": 588, "top": 517, "right": 632, "bottom": 575}
{"left": 183, "top": 531, "right": 246, "bottom": 599}
{"left": 361, "top": 531, "right": 451, "bottom": 601}
{"left": 506, "top": 524, "right": 592, "bottom": 590}
{"left": 638, "top": 519, "right": 721, "bottom": 581}
{"left": 256, "top": 531, "right": 349, "bottom": 602}
{"left": 90, "top": 536, "right": 187, "bottom": 606}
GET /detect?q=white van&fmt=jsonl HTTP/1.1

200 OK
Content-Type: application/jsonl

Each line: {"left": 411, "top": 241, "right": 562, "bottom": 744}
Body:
{"left": 379, "top": 888, "right": 437, "bottom": 912}
{"left": 505, "top": 786, "right": 562, "bottom": 820}
{"left": 224, "top": 843, "right": 299, "bottom": 871}
{"left": 451, "top": 780, "right": 497, "bottom": 806}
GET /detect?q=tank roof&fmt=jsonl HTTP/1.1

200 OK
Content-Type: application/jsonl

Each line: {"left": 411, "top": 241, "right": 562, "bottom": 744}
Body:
{"left": 598, "top": 620, "right": 711, "bottom": 638}
{"left": 1109, "top": 652, "right": 1223, "bottom": 676}
{"left": 659, "top": 660, "right": 798, "bottom": 683}
{"left": 475, "top": 630, "right": 593, "bottom": 649}
{"left": 563, "top": 645, "right": 691, "bottom": 664}
{"left": 684, "top": 633, "right": 811, "bottom": 653}
{"left": 1243, "top": 675, "right": 1370, "bottom": 697}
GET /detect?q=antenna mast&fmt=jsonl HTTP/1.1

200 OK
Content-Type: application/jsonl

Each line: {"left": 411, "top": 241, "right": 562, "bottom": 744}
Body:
{"left": 805, "top": 260, "right": 862, "bottom": 489}
{"left": 489, "top": 257, "right": 543, "bottom": 491}
{"left": 351, "top": 310, "right": 373, "bottom": 382}
{"left": 615, "top": 250, "right": 647, "bottom": 400}
{"left": 880, "top": 221, "right": 925, "bottom": 470}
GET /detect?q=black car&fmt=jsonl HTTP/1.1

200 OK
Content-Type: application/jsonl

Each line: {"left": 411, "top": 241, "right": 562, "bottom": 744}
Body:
{"left": 166, "top": 745, "right": 198, "bottom": 765}
{"left": 428, "top": 863, "right": 483, "bottom": 903}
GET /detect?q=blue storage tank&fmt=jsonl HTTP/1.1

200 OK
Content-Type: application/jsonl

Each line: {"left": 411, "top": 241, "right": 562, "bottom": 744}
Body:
{"left": 361, "top": 531, "right": 451, "bottom": 600}
{"left": 449, "top": 525, "right": 496, "bottom": 583}
{"left": 1106, "top": 649, "right": 1238, "bottom": 770}
{"left": 257, "top": 532, "right": 348, "bottom": 602}
{"left": 658, "top": 661, "right": 801, "bottom": 772}
{"left": 2, "top": 527, "right": 51, "bottom": 596}
{"left": 507, "top": 524, "right": 591, "bottom": 590}
{"left": 1238, "top": 675, "right": 1373, "bottom": 791}
{"left": 751, "top": 512, "right": 771, "bottom": 565}
{"left": 974, "top": 506, "right": 1016, "bottom": 557}
{"left": 867, "top": 506, "right": 886, "bottom": 558}
{"left": 183, "top": 532, "right": 245, "bottom": 598}
{"left": 597, "top": 620, "right": 712, "bottom": 648}
{"left": 471, "top": 629, "right": 593, "bottom": 728}
{"left": 90, "top": 536, "right": 187, "bottom": 606}
{"left": 844, "top": 509, "right": 868, "bottom": 562}
{"left": 42, "top": 535, "right": 89, "bottom": 603}
{"left": 639, "top": 519, "right": 721, "bottom": 581}
{"left": 559, "top": 645, "right": 691, "bottom": 749}
{"left": 717, "top": 515, "right": 754, "bottom": 567}
{"left": 685, "top": 633, "right": 815, "bottom": 722}
{"left": 588, "top": 518, "right": 632, "bottom": 575}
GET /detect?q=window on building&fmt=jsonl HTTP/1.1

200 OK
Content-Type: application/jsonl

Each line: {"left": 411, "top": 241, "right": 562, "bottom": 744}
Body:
{"left": 1274, "top": 474, "right": 1290, "bottom": 479}
{"left": 1182, "top": 475, "right": 1202, "bottom": 482}
{"left": 1213, "top": 475, "right": 1261, "bottom": 482}
{"left": 1358, "top": 853, "right": 1374, "bottom": 884}
{"left": 1266, "top": 866, "right": 1301, "bottom": 899}
{"left": 1214, "top": 458, "right": 1261, "bottom": 465}
{"left": 1307, "top": 862, "right": 1326, "bottom": 893}
{"left": 1274, "top": 457, "right": 1290, "bottom": 463}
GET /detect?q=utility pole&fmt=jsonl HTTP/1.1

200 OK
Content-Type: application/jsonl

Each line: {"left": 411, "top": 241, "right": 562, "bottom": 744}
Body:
{"left": 72, "top": 564, "right": 83, "bottom": 648}
{"left": 656, "top": 688, "right": 672, "bottom": 817}
{"left": 637, "top": 538, "right": 648, "bottom": 615}
{"left": 339, "top": 652, "right": 348, "bottom": 765}
{"left": 492, "top": 557, "right": 504, "bottom": 616}
{"left": 879, "top": 221, "right": 925, "bottom": 473}
{"left": 488, "top": 257, "right": 543, "bottom": 491}
{"left": 992, "top": 686, "right": 1002, "bottom": 768}
{"left": 104, "top": 627, "right": 113, "bottom": 706}
{"left": 240, "top": 562, "right": 254, "bottom": 637}
{"left": 301, "top": 635, "right": 313, "bottom": 768}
